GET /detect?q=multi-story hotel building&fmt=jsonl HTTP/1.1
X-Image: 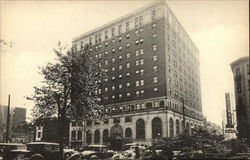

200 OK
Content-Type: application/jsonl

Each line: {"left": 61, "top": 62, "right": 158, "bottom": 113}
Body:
{"left": 72, "top": 1, "right": 203, "bottom": 148}
{"left": 231, "top": 56, "right": 250, "bottom": 144}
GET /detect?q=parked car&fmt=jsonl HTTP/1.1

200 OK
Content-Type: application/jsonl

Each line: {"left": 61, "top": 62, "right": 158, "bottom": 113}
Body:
{"left": 0, "top": 143, "right": 27, "bottom": 160}
{"left": 67, "top": 145, "right": 114, "bottom": 160}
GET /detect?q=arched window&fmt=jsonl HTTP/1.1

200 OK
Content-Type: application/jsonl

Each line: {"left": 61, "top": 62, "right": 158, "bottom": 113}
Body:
{"left": 186, "top": 122, "right": 190, "bottom": 134}
{"left": 176, "top": 119, "right": 180, "bottom": 135}
{"left": 160, "top": 101, "right": 165, "bottom": 108}
{"left": 86, "top": 130, "right": 92, "bottom": 144}
{"left": 94, "top": 130, "right": 100, "bottom": 144}
{"left": 169, "top": 118, "right": 174, "bottom": 137}
{"left": 146, "top": 102, "right": 153, "bottom": 109}
{"left": 136, "top": 119, "right": 145, "bottom": 140}
{"left": 152, "top": 117, "right": 162, "bottom": 139}
{"left": 125, "top": 128, "right": 132, "bottom": 139}
{"left": 103, "top": 129, "right": 109, "bottom": 144}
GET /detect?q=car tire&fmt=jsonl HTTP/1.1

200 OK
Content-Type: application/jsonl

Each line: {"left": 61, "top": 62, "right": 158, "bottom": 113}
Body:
{"left": 64, "top": 153, "right": 71, "bottom": 159}
{"left": 90, "top": 155, "right": 99, "bottom": 160}
{"left": 30, "top": 154, "right": 44, "bottom": 160}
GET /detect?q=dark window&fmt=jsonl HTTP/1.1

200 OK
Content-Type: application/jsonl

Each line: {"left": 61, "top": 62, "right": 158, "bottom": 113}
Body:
{"left": 103, "top": 129, "right": 109, "bottom": 144}
{"left": 146, "top": 102, "right": 153, "bottom": 109}
{"left": 169, "top": 118, "right": 174, "bottom": 137}
{"left": 125, "top": 116, "right": 132, "bottom": 122}
{"left": 94, "top": 130, "right": 100, "bottom": 144}
{"left": 160, "top": 101, "right": 165, "bottom": 108}
{"left": 87, "top": 120, "right": 92, "bottom": 127}
{"left": 71, "top": 131, "right": 76, "bottom": 140}
{"left": 125, "top": 128, "right": 132, "bottom": 138}
{"left": 72, "top": 122, "right": 76, "bottom": 126}
{"left": 118, "top": 25, "right": 122, "bottom": 34}
{"left": 113, "top": 117, "right": 120, "bottom": 123}
{"left": 111, "top": 28, "right": 115, "bottom": 37}
{"left": 104, "top": 119, "right": 109, "bottom": 124}
{"left": 152, "top": 117, "right": 162, "bottom": 139}
{"left": 77, "top": 131, "right": 82, "bottom": 140}
{"left": 86, "top": 131, "right": 91, "bottom": 144}
{"left": 176, "top": 119, "right": 180, "bottom": 135}
{"left": 136, "top": 119, "right": 145, "bottom": 140}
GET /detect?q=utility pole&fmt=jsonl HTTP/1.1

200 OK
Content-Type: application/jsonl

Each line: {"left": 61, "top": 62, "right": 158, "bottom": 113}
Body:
{"left": 6, "top": 95, "right": 10, "bottom": 143}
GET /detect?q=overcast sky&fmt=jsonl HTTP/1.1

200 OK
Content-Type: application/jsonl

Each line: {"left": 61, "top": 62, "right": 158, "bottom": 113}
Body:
{"left": 0, "top": 0, "right": 248, "bottom": 125}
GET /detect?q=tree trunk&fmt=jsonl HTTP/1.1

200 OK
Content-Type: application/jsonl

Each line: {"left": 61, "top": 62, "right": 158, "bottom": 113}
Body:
{"left": 58, "top": 115, "right": 65, "bottom": 160}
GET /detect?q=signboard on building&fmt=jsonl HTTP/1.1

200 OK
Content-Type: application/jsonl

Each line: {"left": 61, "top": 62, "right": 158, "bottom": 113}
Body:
{"left": 225, "top": 93, "right": 234, "bottom": 128}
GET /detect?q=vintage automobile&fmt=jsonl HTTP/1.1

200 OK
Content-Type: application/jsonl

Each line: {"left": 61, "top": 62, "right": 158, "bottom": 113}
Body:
{"left": 67, "top": 145, "right": 114, "bottom": 160}
{"left": 0, "top": 143, "right": 27, "bottom": 160}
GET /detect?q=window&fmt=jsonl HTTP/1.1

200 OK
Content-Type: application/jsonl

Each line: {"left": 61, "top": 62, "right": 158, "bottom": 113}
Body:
{"left": 136, "top": 119, "right": 145, "bottom": 140}
{"left": 153, "top": 77, "right": 158, "bottom": 83}
{"left": 135, "top": 40, "right": 139, "bottom": 45}
{"left": 111, "top": 28, "right": 115, "bottom": 37}
{"left": 113, "top": 117, "right": 120, "bottom": 123}
{"left": 119, "top": 46, "right": 122, "bottom": 51}
{"left": 127, "top": 63, "right": 130, "bottom": 68}
{"left": 112, "top": 86, "right": 115, "bottom": 90}
{"left": 112, "top": 67, "right": 115, "bottom": 71}
{"left": 125, "top": 116, "right": 132, "bottom": 122}
{"left": 140, "top": 59, "right": 144, "bottom": 65}
{"left": 140, "top": 49, "right": 144, "bottom": 55}
{"left": 136, "top": 81, "right": 140, "bottom": 87}
{"left": 126, "top": 34, "right": 130, "bottom": 39}
{"left": 140, "top": 80, "right": 144, "bottom": 86}
{"left": 105, "top": 88, "right": 108, "bottom": 92}
{"left": 119, "top": 65, "right": 122, "bottom": 70}
{"left": 119, "top": 94, "right": 122, "bottom": 98}
{"left": 105, "top": 31, "right": 108, "bottom": 39}
{"left": 126, "top": 22, "right": 130, "bottom": 31}
{"left": 136, "top": 50, "right": 139, "bottom": 56}
{"left": 139, "top": 16, "right": 143, "bottom": 26}
{"left": 112, "top": 48, "right": 115, "bottom": 53}
{"left": 135, "top": 17, "right": 139, "bottom": 29}
{"left": 140, "top": 38, "right": 143, "bottom": 44}
{"left": 126, "top": 72, "right": 130, "bottom": 76}
{"left": 153, "top": 55, "right": 157, "bottom": 61}
{"left": 112, "top": 76, "right": 115, "bottom": 80}
{"left": 152, "top": 44, "right": 157, "bottom": 51}
{"left": 139, "top": 28, "right": 143, "bottom": 32}
{"left": 135, "top": 70, "right": 139, "bottom": 74}
{"left": 152, "top": 23, "right": 157, "bottom": 28}
{"left": 71, "top": 131, "right": 76, "bottom": 140}
{"left": 152, "top": 117, "right": 162, "bottom": 139}
{"left": 136, "top": 91, "right": 140, "bottom": 96}
{"left": 119, "top": 55, "right": 122, "bottom": 60}
{"left": 127, "top": 92, "right": 131, "bottom": 97}
{"left": 112, "top": 95, "right": 115, "bottom": 99}
{"left": 105, "top": 51, "right": 108, "bottom": 55}
{"left": 126, "top": 53, "right": 130, "bottom": 58}
{"left": 140, "top": 90, "right": 144, "bottom": 94}
{"left": 127, "top": 83, "right": 130, "bottom": 87}
{"left": 119, "top": 84, "right": 122, "bottom": 89}
{"left": 154, "top": 87, "right": 158, "bottom": 92}
{"left": 89, "top": 37, "right": 92, "bottom": 45}
{"left": 105, "top": 60, "right": 108, "bottom": 65}
{"left": 94, "top": 130, "right": 100, "bottom": 144}
{"left": 152, "top": 9, "right": 156, "bottom": 21}
{"left": 112, "top": 58, "right": 115, "bottom": 62}
{"left": 118, "top": 25, "right": 122, "bottom": 34}
{"left": 126, "top": 43, "right": 130, "bottom": 48}
{"left": 136, "top": 60, "right": 139, "bottom": 66}
{"left": 154, "top": 101, "right": 159, "bottom": 107}
{"left": 140, "top": 69, "right": 144, "bottom": 75}
{"left": 152, "top": 34, "right": 156, "bottom": 38}
{"left": 153, "top": 66, "right": 157, "bottom": 72}
{"left": 112, "top": 39, "right": 115, "bottom": 43}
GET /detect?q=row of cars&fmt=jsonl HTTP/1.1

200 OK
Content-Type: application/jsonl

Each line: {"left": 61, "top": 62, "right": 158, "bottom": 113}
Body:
{"left": 0, "top": 142, "right": 117, "bottom": 160}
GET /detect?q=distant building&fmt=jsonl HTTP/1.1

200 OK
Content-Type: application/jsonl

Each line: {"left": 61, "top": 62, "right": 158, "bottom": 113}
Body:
{"left": 230, "top": 56, "right": 250, "bottom": 144}
{"left": 69, "top": 121, "right": 84, "bottom": 147}
{"left": 73, "top": 1, "right": 203, "bottom": 148}
{"left": 0, "top": 106, "right": 26, "bottom": 142}
{"left": 34, "top": 118, "right": 70, "bottom": 145}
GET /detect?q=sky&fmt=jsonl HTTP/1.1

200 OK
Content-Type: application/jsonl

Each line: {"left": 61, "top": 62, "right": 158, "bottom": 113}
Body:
{"left": 0, "top": 0, "right": 249, "bottom": 125}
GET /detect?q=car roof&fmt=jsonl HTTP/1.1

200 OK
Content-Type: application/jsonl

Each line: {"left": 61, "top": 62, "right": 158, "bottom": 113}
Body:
{"left": 27, "top": 142, "right": 59, "bottom": 145}
{"left": 88, "top": 144, "right": 108, "bottom": 148}
{"left": 0, "top": 143, "right": 25, "bottom": 146}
